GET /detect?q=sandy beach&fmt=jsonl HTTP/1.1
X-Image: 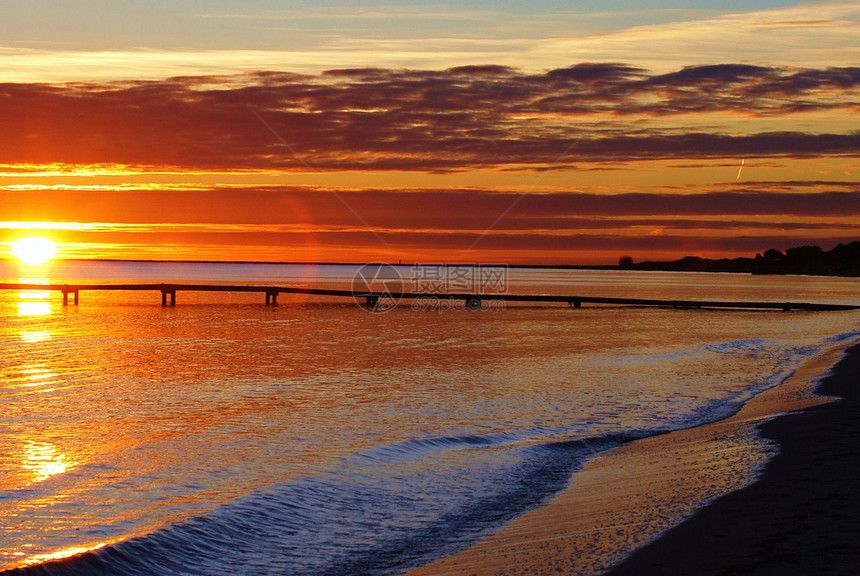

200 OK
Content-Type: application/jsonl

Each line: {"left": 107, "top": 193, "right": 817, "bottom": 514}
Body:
{"left": 607, "top": 339, "right": 860, "bottom": 575}
{"left": 402, "top": 339, "right": 859, "bottom": 576}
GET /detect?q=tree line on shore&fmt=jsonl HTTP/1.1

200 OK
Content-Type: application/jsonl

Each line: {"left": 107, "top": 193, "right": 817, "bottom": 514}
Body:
{"left": 619, "top": 241, "right": 860, "bottom": 277}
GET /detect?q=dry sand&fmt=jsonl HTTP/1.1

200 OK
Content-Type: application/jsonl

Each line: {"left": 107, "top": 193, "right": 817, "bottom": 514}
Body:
{"left": 402, "top": 340, "right": 857, "bottom": 576}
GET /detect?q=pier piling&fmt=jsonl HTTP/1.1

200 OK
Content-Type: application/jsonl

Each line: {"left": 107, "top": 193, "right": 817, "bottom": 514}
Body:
{"left": 62, "top": 289, "right": 79, "bottom": 306}
{"left": 161, "top": 289, "right": 176, "bottom": 307}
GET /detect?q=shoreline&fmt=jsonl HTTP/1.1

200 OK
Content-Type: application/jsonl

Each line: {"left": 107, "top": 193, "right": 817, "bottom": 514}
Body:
{"left": 401, "top": 339, "right": 857, "bottom": 576}
{"left": 606, "top": 338, "right": 860, "bottom": 575}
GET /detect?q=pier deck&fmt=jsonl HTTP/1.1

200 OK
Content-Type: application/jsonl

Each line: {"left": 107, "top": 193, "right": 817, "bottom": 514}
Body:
{"left": 2, "top": 283, "right": 858, "bottom": 312}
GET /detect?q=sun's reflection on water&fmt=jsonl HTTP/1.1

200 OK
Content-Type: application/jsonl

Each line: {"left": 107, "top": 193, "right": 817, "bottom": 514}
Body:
{"left": 22, "top": 441, "right": 77, "bottom": 484}
{"left": 7, "top": 541, "right": 110, "bottom": 570}
{"left": 20, "top": 331, "right": 52, "bottom": 343}
{"left": 17, "top": 277, "right": 52, "bottom": 317}
{"left": 18, "top": 301, "right": 51, "bottom": 316}
{"left": 26, "top": 542, "right": 108, "bottom": 564}
{"left": 18, "top": 290, "right": 51, "bottom": 299}
{"left": 18, "top": 366, "right": 59, "bottom": 388}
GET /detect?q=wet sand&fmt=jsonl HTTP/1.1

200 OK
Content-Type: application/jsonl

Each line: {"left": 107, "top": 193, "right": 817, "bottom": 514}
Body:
{"left": 402, "top": 340, "right": 858, "bottom": 576}
{"left": 606, "top": 340, "right": 860, "bottom": 575}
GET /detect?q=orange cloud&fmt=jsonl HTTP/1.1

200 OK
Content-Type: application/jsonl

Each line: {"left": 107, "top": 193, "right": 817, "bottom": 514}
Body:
{"left": 0, "top": 65, "right": 858, "bottom": 173}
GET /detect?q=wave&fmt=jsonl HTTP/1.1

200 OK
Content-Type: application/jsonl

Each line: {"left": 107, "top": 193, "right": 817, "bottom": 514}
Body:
{"left": 823, "top": 329, "right": 860, "bottom": 343}
{"left": 3, "top": 428, "right": 657, "bottom": 576}
{"left": 705, "top": 338, "right": 768, "bottom": 354}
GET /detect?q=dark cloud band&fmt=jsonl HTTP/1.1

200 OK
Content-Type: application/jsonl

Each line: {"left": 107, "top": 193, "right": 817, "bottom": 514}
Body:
{"left": 1, "top": 63, "right": 858, "bottom": 171}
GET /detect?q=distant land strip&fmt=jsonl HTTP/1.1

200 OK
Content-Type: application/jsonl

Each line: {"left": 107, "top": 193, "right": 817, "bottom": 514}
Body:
{"left": 621, "top": 241, "right": 860, "bottom": 277}
{"left": 1, "top": 241, "right": 857, "bottom": 276}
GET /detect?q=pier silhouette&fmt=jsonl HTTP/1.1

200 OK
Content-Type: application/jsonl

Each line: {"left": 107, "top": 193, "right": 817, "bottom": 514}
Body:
{"left": 2, "top": 283, "right": 858, "bottom": 312}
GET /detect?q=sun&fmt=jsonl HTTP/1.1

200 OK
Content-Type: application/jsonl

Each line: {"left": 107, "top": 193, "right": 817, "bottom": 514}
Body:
{"left": 12, "top": 237, "right": 58, "bottom": 266}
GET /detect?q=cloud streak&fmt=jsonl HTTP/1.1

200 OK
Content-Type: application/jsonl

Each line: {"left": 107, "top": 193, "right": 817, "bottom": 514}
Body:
{"left": 534, "top": 2, "right": 860, "bottom": 73}
{"left": 1, "top": 2, "right": 858, "bottom": 82}
{"left": 1, "top": 63, "right": 858, "bottom": 173}
{"left": 4, "top": 183, "right": 858, "bottom": 232}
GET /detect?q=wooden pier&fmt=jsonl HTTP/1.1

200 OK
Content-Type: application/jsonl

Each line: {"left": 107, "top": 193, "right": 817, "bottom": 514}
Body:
{"left": 2, "top": 283, "right": 858, "bottom": 312}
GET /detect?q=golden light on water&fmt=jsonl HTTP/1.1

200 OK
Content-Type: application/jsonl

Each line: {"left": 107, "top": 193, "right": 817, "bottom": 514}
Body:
{"left": 22, "top": 441, "right": 76, "bottom": 484}
{"left": 16, "top": 277, "right": 52, "bottom": 317}
{"left": 20, "top": 331, "right": 52, "bottom": 343}
{"left": 19, "top": 542, "right": 108, "bottom": 568}
{"left": 18, "top": 301, "right": 51, "bottom": 316}
{"left": 11, "top": 236, "right": 57, "bottom": 266}
{"left": 18, "top": 290, "right": 51, "bottom": 299}
{"left": 20, "top": 366, "right": 59, "bottom": 388}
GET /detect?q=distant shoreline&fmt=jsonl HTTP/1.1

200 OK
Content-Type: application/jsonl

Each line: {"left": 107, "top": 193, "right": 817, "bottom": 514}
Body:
{"left": 2, "top": 240, "right": 858, "bottom": 277}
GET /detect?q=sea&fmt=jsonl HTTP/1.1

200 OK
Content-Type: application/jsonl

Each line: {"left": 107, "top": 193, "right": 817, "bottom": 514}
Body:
{"left": 1, "top": 260, "right": 859, "bottom": 575}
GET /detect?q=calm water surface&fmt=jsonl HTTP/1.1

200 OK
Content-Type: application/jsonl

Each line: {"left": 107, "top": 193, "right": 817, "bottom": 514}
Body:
{"left": 1, "top": 261, "right": 858, "bottom": 574}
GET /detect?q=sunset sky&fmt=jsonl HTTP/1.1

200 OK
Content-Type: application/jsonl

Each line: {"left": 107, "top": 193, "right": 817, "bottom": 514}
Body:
{"left": 1, "top": 1, "right": 858, "bottom": 264}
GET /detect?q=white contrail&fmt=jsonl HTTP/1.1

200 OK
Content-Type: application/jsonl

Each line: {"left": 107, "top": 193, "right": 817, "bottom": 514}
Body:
{"left": 736, "top": 158, "right": 745, "bottom": 180}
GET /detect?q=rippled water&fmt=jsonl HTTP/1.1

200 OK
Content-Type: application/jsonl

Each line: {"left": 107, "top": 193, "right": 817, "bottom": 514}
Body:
{"left": 1, "top": 261, "right": 858, "bottom": 574}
